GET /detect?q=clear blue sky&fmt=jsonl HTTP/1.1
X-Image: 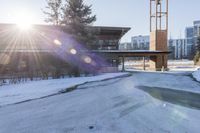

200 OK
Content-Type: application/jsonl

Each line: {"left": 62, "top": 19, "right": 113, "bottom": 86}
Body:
{"left": 0, "top": 0, "right": 200, "bottom": 42}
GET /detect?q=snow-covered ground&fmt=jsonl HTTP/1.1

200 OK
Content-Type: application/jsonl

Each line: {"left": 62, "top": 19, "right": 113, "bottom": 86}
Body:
{"left": 168, "top": 60, "right": 194, "bottom": 65}
{"left": 0, "top": 72, "right": 200, "bottom": 133}
{"left": 193, "top": 68, "right": 200, "bottom": 81}
{"left": 0, "top": 73, "right": 129, "bottom": 107}
{"left": 168, "top": 60, "right": 197, "bottom": 72}
{"left": 124, "top": 60, "right": 197, "bottom": 71}
{"left": 125, "top": 59, "right": 194, "bottom": 66}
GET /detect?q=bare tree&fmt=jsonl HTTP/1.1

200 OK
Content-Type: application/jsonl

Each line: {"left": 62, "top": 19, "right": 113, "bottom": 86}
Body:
{"left": 43, "top": 0, "right": 62, "bottom": 25}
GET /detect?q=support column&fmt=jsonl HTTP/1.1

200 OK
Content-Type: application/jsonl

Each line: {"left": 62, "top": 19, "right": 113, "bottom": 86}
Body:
{"left": 150, "top": 55, "right": 168, "bottom": 71}
{"left": 162, "top": 55, "right": 168, "bottom": 71}
{"left": 149, "top": 56, "right": 157, "bottom": 71}
{"left": 122, "top": 56, "right": 125, "bottom": 72}
{"left": 143, "top": 57, "right": 146, "bottom": 71}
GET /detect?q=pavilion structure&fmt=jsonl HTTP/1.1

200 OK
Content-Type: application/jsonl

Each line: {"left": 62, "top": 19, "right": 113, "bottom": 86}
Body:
{"left": 94, "top": 0, "right": 170, "bottom": 72}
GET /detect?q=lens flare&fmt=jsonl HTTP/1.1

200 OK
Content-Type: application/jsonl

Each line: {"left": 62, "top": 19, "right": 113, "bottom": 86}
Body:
{"left": 70, "top": 49, "right": 77, "bottom": 55}
{"left": 84, "top": 56, "right": 92, "bottom": 64}
{"left": 54, "top": 39, "right": 62, "bottom": 46}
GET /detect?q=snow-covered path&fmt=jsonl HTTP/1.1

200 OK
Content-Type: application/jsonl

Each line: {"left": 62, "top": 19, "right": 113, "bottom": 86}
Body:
{"left": 0, "top": 72, "right": 200, "bottom": 133}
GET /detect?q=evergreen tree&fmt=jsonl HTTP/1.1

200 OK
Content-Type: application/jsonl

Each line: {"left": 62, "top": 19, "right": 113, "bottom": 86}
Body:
{"left": 62, "top": 0, "right": 96, "bottom": 48}
{"left": 43, "top": 0, "right": 62, "bottom": 25}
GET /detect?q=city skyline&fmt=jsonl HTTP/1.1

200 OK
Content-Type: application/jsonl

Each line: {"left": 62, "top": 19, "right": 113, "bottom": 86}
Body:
{"left": 0, "top": 0, "right": 200, "bottom": 42}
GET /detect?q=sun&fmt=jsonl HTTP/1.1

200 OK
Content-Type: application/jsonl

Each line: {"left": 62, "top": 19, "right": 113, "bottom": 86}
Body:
{"left": 14, "top": 11, "right": 34, "bottom": 30}
{"left": 17, "top": 22, "right": 32, "bottom": 30}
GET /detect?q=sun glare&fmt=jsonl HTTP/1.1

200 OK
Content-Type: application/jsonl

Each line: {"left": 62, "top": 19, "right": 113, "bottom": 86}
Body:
{"left": 17, "top": 22, "right": 32, "bottom": 30}
{"left": 14, "top": 11, "right": 34, "bottom": 30}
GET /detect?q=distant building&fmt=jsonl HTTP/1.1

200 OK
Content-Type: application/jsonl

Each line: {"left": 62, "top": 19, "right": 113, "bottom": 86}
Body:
{"left": 185, "top": 27, "right": 194, "bottom": 45}
{"left": 168, "top": 39, "right": 187, "bottom": 59}
{"left": 168, "top": 21, "right": 200, "bottom": 60}
{"left": 193, "top": 20, "right": 200, "bottom": 45}
{"left": 119, "top": 42, "right": 132, "bottom": 50}
{"left": 131, "top": 35, "right": 150, "bottom": 50}
{"left": 119, "top": 35, "right": 150, "bottom": 50}
{"left": 168, "top": 39, "right": 176, "bottom": 59}
{"left": 185, "top": 27, "right": 194, "bottom": 59}
{"left": 184, "top": 20, "right": 200, "bottom": 59}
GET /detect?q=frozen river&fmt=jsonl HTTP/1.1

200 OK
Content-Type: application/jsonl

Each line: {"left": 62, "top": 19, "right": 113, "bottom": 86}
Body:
{"left": 0, "top": 72, "right": 200, "bottom": 133}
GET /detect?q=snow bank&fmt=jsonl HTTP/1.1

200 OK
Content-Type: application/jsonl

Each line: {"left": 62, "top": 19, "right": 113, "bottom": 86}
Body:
{"left": 0, "top": 73, "right": 129, "bottom": 107}
{"left": 193, "top": 68, "right": 200, "bottom": 82}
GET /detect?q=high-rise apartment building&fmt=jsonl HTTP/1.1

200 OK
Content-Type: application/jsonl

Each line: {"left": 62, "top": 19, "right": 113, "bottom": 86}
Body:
{"left": 193, "top": 20, "right": 200, "bottom": 45}
{"left": 184, "top": 20, "right": 200, "bottom": 59}
{"left": 131, "top": 35, "right": 150, "bottom": 50}
{"left": 168, "top": 39, "right": 187, "bottom": 59}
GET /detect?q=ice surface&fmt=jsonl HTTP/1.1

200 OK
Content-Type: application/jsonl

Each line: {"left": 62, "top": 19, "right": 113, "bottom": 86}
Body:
{"left": 0, "top": 72, "right": 200, "bottom": 133}
{"left": 0, "top": 73, "right": 129, "bottom": 106}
